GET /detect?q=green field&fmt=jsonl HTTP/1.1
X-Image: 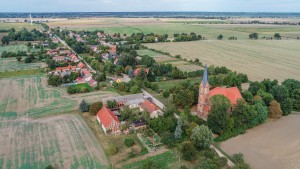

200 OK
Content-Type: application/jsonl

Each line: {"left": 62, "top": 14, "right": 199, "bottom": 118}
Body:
{"left": 0, "top": 57, "right": 47, "bottom": 72}
{"left": 0, "top": 44, "right": 28, "bottom": 55}
{"left": 0, "top": 23, "right": 39, "bottom": 31}
{"left": 121, "top": 151, "right": 180, "bottom": 169}
{"left": 137, "top": 49, "right": 202, "bottom": 72}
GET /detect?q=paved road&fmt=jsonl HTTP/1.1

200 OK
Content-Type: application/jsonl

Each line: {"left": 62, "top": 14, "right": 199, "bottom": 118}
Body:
{"left": 53, "top": 34, "right": 96, "bottom": 73}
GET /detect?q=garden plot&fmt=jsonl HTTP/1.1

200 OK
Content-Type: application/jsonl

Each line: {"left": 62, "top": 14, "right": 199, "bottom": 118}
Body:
{"left": 0, "top": 57, "right": 47, "bottom": 72}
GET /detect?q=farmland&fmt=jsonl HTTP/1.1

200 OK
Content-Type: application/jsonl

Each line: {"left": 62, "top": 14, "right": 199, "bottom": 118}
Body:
{"left": 48, "top": 18, "right": 300, "bottom": 39}
{"left": 145, "top": 40, "right": 300, "bottom": 82}
{"left": 0, "top": 75, "right": 119, "bottom": 168}
{"left": 0, "top": 44, "right": 28, "bottom": 55}
{"left": 0, "top": 23, "right": 39, "bottom": 31}
{"left": 221, "top": 113, "right": 300, "bottom": 169}
{"left": 137, "top": 49, "right": 202, "bottom": 72}
{"left": 0, "top": 57, "right": 47, "bottom": 72}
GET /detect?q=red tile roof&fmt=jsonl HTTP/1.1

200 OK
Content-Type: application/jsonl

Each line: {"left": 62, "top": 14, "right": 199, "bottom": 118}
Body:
{"left": 77, "top": 62, "right": 85, "bottom": 69}
{"left": 97, "top": 106, "right": 120, "bottom": 128}
{"left": 209, "top": 87, "right": 242, "bottom": 105}
{"left": 140, "top": 100, "right": 159, "bottom": 113}
{"left": 134, "top": 68, "right": 149, "bottom": 76}
{"left": 108, "top": 45, "right": 117, "bottom": 53}
{"left": 55, "top": 65, "right": 77, "bottom": 72}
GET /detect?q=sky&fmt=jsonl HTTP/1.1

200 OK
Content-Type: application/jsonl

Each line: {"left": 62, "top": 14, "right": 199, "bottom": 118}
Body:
{"left": 1, "top": 0, "right": 300, "bottom": 12}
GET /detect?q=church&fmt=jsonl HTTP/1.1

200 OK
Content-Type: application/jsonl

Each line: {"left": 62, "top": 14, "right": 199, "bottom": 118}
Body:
{"left": 197, "top": 65, "right": 243, "bottom": 118}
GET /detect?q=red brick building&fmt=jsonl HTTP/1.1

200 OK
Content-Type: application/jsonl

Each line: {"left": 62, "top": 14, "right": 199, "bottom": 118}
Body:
{"left": 96, "top": 106, "right": 121, "bottom": 134}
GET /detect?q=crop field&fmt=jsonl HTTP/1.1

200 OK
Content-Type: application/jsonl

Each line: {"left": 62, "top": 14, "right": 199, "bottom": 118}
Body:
{"left": 0, "top": 23, "right": 39, "bottom": 31}
{"left": 0, "top": 75, "right": 119, "bottom": 168}
{"left": 0, "top": 44, "right": 28, "bottom": 55}
{"left": 0, "top": 76, "right": 118, "bottom": 118}
{"left": 48, "top": 18, "right": 300, "bottom": 39}
{"left": 137, "top": 49, "right": 202, "bottom": 72}
{"left": 221, "top": 113, "right": 300, "bottom": 169}
{"left": 0, "top": 57, "right": 47, "bottom": 72}
{"left": 145, "top": 40, "right": 300, "bottom": 82}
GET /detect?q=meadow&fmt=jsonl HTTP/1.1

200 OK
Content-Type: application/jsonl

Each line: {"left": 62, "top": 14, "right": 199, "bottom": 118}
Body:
{"left": 145, "top": 40, "right": 300, "bottom": 82}
{"left": 137, "top": 49, "right": 202, "bottom": 72}
{"left": 0, "top": 44, "right": 28, "bottom": 55}
{"left": 0, "top": 57, "right": 47, "bottom": 72}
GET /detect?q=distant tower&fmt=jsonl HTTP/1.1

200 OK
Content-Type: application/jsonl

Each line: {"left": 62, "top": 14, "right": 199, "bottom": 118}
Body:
{"left": 30, "top": 12, "right": 33, "bottom": 26}
{"left": 197, "top": 65, "right": 210, "bottom": 118}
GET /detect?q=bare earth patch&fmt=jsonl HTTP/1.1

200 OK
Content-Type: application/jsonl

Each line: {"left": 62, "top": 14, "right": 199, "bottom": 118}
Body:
{"left": 221, "top": 114, "right": 300, "bottom": 169}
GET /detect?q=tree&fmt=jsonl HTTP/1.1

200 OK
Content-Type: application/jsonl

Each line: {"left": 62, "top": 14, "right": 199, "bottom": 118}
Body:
{"left": 24, "top": 57, "right": 32, "bottom": 63}
{"left": 269, "top": 100, "right": 282, "bottom": 119}
{"left": 181, "top": 141, "right": 197, "bottom": 161}
{"left": 217, "top": 34, "right": 223, "bottom": 40}
{"left": 257, "top": 90, "right": 274, "bottom": 106}
{"left": 174, "top": 119, "right": 183, "bottom": 139}
{"left": 249, "top": 33, "right": 258, "bottom": 39}
{"left": 207, "top": 95, "right": 231, "bottom": 135}
{"left": 190, "top": 125, "right": 213, "bottom": 150}
{"left": 115, "top": 65, "right": 124, "bottom": 76}
{"left": 128, "top": 68, "right": 134, "bottom": 78}
{"left": 44, "top": 165, "right": 54, "bottom": 169}
{"left": 107, "top": 100, "right": 117, "bottom": 108}
{"left": 270, "top": 85, "right": 289, "bottom": 103}
{"left": 274, "top": 33, "right": 281, "bottom": 40}
{"left": 249, "top": 81, "right": 266, "bottom": 95}
{"left": 79, "top": 100, "right": 89, "bottom": 112}
{"left": 124, "top": 138, "right": 135, "bottom": 147}
{"left": 1, "top": 36, "right": 10, "bottom": 45}
{"left": 251, "top": 100, "right": 268, "bottom": 125}
{"left": 47, "top": 75, "right": 62, "bottom": 87}
{"left": 89, "top": 101, "right": 103, "bottom": 115}
{"left": 281, "top": 98, "right": 293, "bottom": 116}
{"left": 282, "top": 79, "right": 300, "bottom": 97}
{"left": 16, "top": 56, "right": 22, "bottom": 62}
{"left": 173, "top": 89, "right": 194, "bottom": 108}
{"left": 137, "top": 68, "right": 147, "bottom": 80}
{"left": 232, "top": 99, "right": 256, "bottom": 128}
{"left": 107, "top": 143, "right": 118, "bottom": 155}
{"left": 130, "top": 85, "right": 141, "bottom": 94}
{"left": 292, "top": 89, "right": 300, "bottom": 110}
{"left": 242, "top": 91, "right": 253, "bottom": 103}
{"left": 141, "top": 55, "right": 156, "bottom": 67}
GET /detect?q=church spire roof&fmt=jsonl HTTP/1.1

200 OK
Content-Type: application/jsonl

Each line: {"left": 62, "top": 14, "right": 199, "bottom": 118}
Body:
{"left": 202, "top": 65, "right": 208, "bottom": 84}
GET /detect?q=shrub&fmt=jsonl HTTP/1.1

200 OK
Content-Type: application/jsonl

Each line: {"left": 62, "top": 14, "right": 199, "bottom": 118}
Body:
{"left": 181, "top": 141, "right": 197, "bottom": 161}
{"left": 107, "top": 144, "right": 118, "bottom": 155}
{"left": 124, "top": 138, "right": 135, "bottom": 147}
{"left": 231, "top": 153, "right": 245, "bottom": 164}
{"left": 79, "top": 100, "right": 89, "bottom": 112}
{"left": 89, "top": 101, "right": 103, "bottom": 115}
{"left": 162, "top": 91, "right": 170, "bottom": 98}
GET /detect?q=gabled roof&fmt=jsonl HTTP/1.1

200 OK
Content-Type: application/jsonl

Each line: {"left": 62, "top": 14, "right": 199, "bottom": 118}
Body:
{"left": 202, "top": 65, "right": 208, "bottom": 84}
{"left": 77, "top": 62, "right": 85, "bottom": 69}
{"left": 140, "top": 100, "right": 159, "bottom": 113}
{"left": 97, "top": 106, "right": 120, "bottom": 128}
{"left": 56, "top": 65, "right": 77, "bottom": 71}
{"left": 134, "top": 68, "right": 149, "bottom": 76}
{"left": 209, "top": 87, "right": 242, "bottom": 105}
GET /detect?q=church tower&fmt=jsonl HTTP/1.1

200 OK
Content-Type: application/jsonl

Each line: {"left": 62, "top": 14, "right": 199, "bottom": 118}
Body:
{"left": 197, "top": 65, "right": 210, "bottom": 118}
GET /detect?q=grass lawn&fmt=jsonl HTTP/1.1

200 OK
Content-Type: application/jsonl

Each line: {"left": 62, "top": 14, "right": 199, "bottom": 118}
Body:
{"left": 0, "top": 57, "right": 47, "bottom": 72}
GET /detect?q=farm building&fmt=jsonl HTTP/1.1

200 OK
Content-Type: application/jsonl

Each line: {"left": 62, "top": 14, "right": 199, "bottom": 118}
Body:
{"left": 197, "top": 65, "right": 242, "bottom": 118}
{"left": 97, "top": 106, "right": 121, "bottom": 135}
{"left": 139, "top": 100, "right": 163, "bottom": 118}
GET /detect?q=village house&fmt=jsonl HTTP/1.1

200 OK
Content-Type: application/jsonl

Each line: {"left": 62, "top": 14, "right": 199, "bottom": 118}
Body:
{"left": 52, "top": 56, "right": 65, "bottom": 62}
{"left": 139, "top": 100, "right": 163, "bottom": 118}
{"left": 97, "top": 106, "right": 121, "bottom": 135}
{"left": 134, "top": 68, "right": 149, "bottom": 77}
{"left": 77, "top": 62, "right": 85, "bottom": 69}
{"left": 197, "top": 65, "right": 243, "bottom": 118}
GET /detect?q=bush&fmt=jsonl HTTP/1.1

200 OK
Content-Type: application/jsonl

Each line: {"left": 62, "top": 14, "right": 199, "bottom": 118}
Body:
{"left": 89, "top": 101, "right": 103, "bottom": 115}
{"left": 124, "top": 138, "right": 135, "bottom": 147}
{"left": 181, "top": 141, "right": 197, "bottom": 161}
{"left": 67, "top": 83, "right": 92, "bottom": 94}
{"left": 162, "top": 91, "right": 170, "bottom": 98}
{"left": 79, "top": 100, "right": 89, "bottom": 112}
{"left": 231, "top": 153, "right": 245, "bottom": 164}
{"left": 107, "top": 144, "right": 118, "bottom": 155}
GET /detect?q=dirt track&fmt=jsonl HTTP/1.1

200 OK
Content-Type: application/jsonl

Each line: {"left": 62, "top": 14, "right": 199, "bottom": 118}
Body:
{"left": 221, "top": 114, "right": 300, "bottom": 169}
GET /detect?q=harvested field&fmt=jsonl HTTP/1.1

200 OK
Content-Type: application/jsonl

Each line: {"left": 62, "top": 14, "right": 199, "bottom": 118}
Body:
{"left": 145, "top": 40, "right": 300, "bottom": 82}
{"left": 221, "top": 113, "right": 300, "bottom": 169}
{"left": 0, "top": 57, "right": 47, "bottom": 72}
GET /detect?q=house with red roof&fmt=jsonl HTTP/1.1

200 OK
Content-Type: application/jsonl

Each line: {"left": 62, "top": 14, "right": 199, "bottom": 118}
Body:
{"left": 139, "top": 100, "right": 163, "bottom": 118}
{"left": 77, "top": 62, "right": 85, "bottom": 69}
{"left": 97, "top": 106, "right": 121, "bottom": 134}
{"left": 55, "top": 65, "right": 77, "bottom": 72}
{"left": 70, "top": 54, "right": 79, "bottom": 62}
{"left": 134, "top": 68, "right": 149, "bottom": 77}
{"left": 108, "top": 45, "right": 117, "bottom": 53}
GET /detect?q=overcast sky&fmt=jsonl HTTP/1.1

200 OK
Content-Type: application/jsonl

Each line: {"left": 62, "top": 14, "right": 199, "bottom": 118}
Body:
{"left": 1, "top": 0, "right": 300, "bottom": 12}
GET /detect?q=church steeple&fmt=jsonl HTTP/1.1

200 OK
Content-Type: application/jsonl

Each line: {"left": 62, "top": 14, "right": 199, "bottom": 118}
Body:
{"left": 197, "top": 64, "right": 210, "bottom": 118}
{"left": 201, "top": 64, "right": 208, "bottom": 85}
